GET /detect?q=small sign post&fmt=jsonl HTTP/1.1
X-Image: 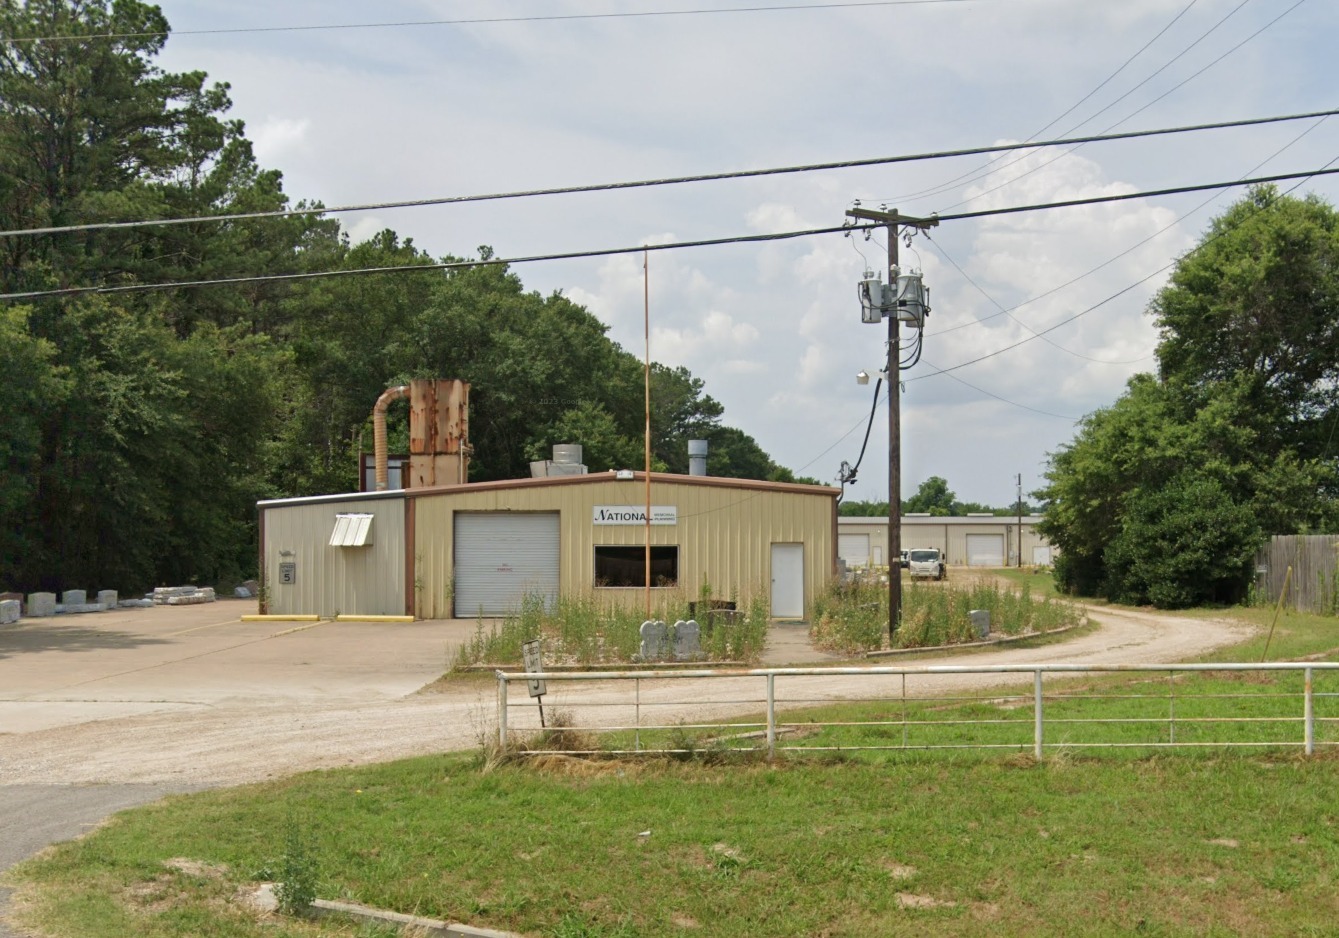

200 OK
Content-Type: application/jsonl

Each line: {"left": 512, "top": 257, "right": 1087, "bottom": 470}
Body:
{"left": 521, "top": 638, "right": 547, "bottom": 728}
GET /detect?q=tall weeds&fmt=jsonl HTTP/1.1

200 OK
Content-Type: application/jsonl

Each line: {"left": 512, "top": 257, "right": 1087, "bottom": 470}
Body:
{"left": 811, "top": 575, "right": 1083, "bottom": 654}
{"left": 452, "top": 586, "right": 769, "bottom": 667}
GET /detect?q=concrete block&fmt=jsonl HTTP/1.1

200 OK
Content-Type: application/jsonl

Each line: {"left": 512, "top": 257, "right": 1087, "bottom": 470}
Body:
{"left": 97, "top": 589, "right": 118, "bottom": 607}
{"left": 969, "top": 609, "right": 991, "bottom": 640}
{"left": 0, "top": 599, "right": 19, "bottom": 625}
{"left": 27, "top": 592, "right": 56, "bottom": 617}
{"left": 62, "top": 603, "right": 107, "bottom": 614}
{"left": 61, "top": 589, "right": 87, "bottom": 606}
{"left": 234, "top": 585, "right": 252, "bottom": 598}
{"left": 0, "top": 591, "right": 23, "bottom": 614}
{"left": 118, "top": 599, "right": 154, "bottom": 608}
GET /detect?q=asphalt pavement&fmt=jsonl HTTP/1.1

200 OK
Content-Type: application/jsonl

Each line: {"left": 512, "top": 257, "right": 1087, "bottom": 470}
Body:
{"left": 0, "top": 783, "right": 195, "bottom": 938}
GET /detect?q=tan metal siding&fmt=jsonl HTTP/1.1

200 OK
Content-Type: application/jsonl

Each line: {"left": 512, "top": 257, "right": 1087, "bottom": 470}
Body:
{"left": 413, "top": 478, "right": 835, "bottom": 618}
{"left": 262, "top": 498, "right": 406, "bottom": 617}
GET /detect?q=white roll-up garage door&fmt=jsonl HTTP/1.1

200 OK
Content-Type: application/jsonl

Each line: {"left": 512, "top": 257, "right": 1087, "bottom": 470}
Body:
{"left": 965, "top": 533, "right": 1005, "bottom": 567}
{"left": 838, "top": 533, "right": 871, "bottom": 568}
{"left": 454, "top": 512, "right": 560, "bottom": 616}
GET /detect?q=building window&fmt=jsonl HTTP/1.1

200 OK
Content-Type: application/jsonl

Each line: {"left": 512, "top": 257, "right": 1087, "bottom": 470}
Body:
{"left": 594, "top": 546, "right": 679, "bottom": 588}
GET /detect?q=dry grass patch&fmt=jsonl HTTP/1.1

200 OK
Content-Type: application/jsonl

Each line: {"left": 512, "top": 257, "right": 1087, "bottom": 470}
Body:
{"left": 897, "top": 892, "right": 956, "bottom": 909}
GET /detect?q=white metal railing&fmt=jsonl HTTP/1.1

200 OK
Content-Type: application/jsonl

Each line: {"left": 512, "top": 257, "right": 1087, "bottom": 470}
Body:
{"left": 495, "top": 663, "right": 1339, "bottom": 759}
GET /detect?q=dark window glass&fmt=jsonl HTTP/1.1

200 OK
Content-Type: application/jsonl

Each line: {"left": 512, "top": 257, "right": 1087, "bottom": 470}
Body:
{"left": 594, "top": 546, "right": 679, "bottom": 588}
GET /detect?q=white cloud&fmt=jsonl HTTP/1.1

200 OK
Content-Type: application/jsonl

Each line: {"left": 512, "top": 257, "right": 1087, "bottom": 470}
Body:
{"left": 246, "top": 116, "right": 310, "bottom": 164}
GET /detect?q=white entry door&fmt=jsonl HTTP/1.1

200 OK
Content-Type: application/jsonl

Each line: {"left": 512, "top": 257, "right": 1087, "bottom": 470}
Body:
{"left": 770, "top": 543, "right": 804, "bottom": 618}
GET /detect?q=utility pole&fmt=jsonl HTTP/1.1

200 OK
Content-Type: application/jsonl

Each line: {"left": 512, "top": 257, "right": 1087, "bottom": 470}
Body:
{"left": 845, "top": 207, "right": 938, "bottom": 645}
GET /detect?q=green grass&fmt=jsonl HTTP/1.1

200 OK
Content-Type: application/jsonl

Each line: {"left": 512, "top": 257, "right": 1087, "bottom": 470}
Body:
{"left": 10, "top": 605, "right": 1339, "bottom": 938}
{"left": 11, "top": 749, "right": 1339, "bottom": 938}
{"left": 989, "top": 566, "right": 1068, "bottom": 600}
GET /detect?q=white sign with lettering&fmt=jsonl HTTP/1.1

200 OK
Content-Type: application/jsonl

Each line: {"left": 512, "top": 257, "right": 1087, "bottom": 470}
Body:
{"left": 592, "top": 505, "right": 678, "bottom": 525}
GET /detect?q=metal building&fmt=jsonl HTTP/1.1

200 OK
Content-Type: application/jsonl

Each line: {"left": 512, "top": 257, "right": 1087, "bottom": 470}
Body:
{"left": 259, "top": 472, "right": 838, "bottom": 619}
{"left": 837, "top": 514, "right": 1054, "bottom": 569}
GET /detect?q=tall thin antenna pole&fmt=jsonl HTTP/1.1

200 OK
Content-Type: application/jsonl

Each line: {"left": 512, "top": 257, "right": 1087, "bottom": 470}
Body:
{"left": 1017, "top": 473, "right": 1024, "bottom": 567}
{"left": 644, "top": 249, "right": 652, "bottom": 618}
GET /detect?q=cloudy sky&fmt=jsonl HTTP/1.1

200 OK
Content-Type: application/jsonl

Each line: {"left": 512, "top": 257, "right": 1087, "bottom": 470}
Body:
{"left": 153, "top": 0, "right": 1339, "bottom": 506}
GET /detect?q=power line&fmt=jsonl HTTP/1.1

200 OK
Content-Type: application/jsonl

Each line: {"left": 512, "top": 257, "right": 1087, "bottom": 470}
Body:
{"left": 916, "top": 362, "right": 1082, "bottom": 420}
{"left": 927, "top": 0, "right": 1307, "bottom": 213}
{"left": 6, "top": 163, "right": 1339, "bottom": 304}
{"left": 926, "top": 112, "right": 1333, "bottom": 340}
{"left": 3, "top": 108, "right": 1335, "bottom": 240}
{"left": 0, "top": 223, "right": 875, "bottom": 301}
{"left": 0, "top": 0, "right": 997, "bottom": 46}
{"left": 933, "top": 165, "right": 1339, "bottom": 224}
{"left": 1023, "top": 0, "right": 1205, "bottom": 146}
{"left": 883, "top": 0, "right": 1206, "bottom": 204}
{"left": 923, "top": 235, "right": 1155, "bottom": 365}
{"left": 910, "top": 158, "right": 1339, "bottom": 382}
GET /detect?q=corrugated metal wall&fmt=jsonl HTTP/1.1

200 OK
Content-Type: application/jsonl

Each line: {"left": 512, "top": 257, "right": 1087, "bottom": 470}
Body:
{"left": 262, "top": 497, "right": 406, "bottom": 617}
{"left": 412, "top": 478, "right": 835, "bottom": 619}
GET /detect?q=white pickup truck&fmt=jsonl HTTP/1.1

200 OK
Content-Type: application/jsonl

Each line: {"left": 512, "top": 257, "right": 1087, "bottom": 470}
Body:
{"left": 906, "top": 548, "right": 946, "bottom": 580}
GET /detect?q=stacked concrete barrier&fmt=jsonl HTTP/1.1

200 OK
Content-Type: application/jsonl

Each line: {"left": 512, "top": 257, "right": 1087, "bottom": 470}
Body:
{"left": 153, "top": 586, "right": 216, "bottom": 605}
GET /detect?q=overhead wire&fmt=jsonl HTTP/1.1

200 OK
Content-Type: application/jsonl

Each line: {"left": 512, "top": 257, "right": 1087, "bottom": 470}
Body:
{"left": 909, "top": 154, "right": 1339, "bottom": 383}
{"left": 914, "top": 362, "right": 1081, "bottom": 420}
{"left": 883, "top": 0, "right": 1206, "bottom": 204}
{"left": 3, "top": 108, "right": 1334, "bottom": 240}
{"left": 0, "top": 0, "right": 1000, "bottom": 46}
{"left": 926, "top": 0, "right": 1309, "bottom": 214}
{"left": 7, "top": 164, "right": 1339, "bottom": 303}
{"left": 926, "top": 111, "right": 1334, "bottom": 340}
{"left": 925, "top": 235, "right": 1156, "bottom": 365}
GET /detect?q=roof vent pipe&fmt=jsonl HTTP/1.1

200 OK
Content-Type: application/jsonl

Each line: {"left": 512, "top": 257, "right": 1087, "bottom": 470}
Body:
{"left": 372, "top": 385, "right": 410, "bottom": 490}
{"left": 688, "top": 439, "right": 708, "bottom": 476}
{"left": 552, "top": 444, "right": 583, "bottom": 465}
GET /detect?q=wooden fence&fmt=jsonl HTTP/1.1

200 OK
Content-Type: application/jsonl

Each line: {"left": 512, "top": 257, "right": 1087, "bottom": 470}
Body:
{"left": 1255, "top": 535, "right": 1339, "bottom": 614}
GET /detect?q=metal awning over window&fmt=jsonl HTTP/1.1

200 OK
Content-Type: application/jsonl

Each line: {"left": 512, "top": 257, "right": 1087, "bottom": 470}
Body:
{"left": 330, "top": 513, "right": 374, "bottom": 547}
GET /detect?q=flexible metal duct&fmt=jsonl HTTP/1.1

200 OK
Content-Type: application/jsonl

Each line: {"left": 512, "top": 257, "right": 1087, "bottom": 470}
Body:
{"left": 372, "top": 385, "right": 409, "bottom": 490}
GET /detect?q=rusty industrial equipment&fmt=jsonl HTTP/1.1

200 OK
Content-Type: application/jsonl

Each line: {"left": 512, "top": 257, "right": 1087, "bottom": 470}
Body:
{"left": 372, "top": 379, "right": 470, "bottom": 490}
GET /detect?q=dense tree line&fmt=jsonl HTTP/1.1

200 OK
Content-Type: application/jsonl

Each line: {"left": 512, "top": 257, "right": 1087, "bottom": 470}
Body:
{"left": 1037, "top": 187, "right": 1339, "bottom": 608}
{"left": 0, "top": 0, "right": 811, "bottom": 594}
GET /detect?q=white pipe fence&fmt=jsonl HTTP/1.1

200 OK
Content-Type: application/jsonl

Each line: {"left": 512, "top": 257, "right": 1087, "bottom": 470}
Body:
{"left": 496, "top": 663, "right": 1339, "bottom": 759}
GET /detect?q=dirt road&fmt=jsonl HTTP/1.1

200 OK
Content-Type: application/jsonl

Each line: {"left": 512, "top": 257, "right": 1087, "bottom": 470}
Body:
{"left": 0, "top": 603, "right": 1252, "bottom": 788}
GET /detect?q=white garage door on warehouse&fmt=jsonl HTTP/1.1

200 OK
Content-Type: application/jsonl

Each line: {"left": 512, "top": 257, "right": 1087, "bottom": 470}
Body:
{"left": 453, "top": 512, "right": 560, "bottom": 616}
{"left": 965, "top": 533, "right": 1005, "bottom": 567}
{"left": 838, "top": 533, "right": 870, "bottom": 567}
